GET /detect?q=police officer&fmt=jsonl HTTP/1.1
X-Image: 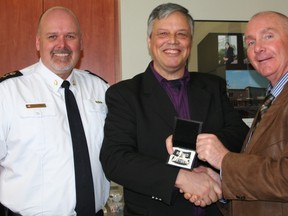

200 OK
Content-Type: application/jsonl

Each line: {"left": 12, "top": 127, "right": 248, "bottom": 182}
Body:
{"left": 0, "top": 6, "right": 109, "bottom": 216}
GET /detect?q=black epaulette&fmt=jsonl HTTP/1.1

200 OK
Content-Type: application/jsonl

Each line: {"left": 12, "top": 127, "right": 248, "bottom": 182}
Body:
{"left": 0, "top": 70, "right": 23, "bottom": 83}
{"left": 85, "top": 70, "right": 108, "bottom": 84}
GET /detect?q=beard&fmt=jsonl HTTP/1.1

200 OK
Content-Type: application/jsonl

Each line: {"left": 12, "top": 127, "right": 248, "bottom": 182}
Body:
{"left": 51, "top": 60, "right": 74, "bottom": 72}
{"left": 51, "top": 48, "right": 74, "bottom": 72}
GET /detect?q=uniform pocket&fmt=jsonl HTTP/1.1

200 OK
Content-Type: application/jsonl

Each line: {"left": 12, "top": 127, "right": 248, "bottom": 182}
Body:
{"left": 84, "top": 99, "right": 107, "bottom": 114}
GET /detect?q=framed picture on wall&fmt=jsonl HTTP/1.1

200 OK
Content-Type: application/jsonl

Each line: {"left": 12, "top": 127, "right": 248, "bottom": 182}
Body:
{"left": 190, "top": 21, "right": 269, "bottom": 122}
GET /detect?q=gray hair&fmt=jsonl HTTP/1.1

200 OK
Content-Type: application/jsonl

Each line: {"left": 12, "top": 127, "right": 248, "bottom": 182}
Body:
{"left": 147, "top": 3, "right": 194, "bottom": 37}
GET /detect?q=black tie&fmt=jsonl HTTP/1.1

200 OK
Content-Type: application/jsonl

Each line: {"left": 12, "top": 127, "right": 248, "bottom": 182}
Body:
{"left": 61, "top": 80, "right": 95, "bottom": 216}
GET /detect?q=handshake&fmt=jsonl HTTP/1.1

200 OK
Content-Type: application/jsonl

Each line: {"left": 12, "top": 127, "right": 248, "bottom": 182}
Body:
{"left": 166, "top": 134, "right": 229, "bottom": 207}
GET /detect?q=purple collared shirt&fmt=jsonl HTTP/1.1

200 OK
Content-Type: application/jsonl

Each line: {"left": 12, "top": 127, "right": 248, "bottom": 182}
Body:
{"left": 150, "top": 62, "right": 206, "bottom": 216}
{"left": 150, "top": 62, "right": 190, "bottom": 119}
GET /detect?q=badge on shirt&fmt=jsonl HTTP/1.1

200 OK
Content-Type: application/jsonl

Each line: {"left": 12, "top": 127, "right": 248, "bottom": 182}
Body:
{"left": 26, "top": 103, "right": 47, "bottom": 108}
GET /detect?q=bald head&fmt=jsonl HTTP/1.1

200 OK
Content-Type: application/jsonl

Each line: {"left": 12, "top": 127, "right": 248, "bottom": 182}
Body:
{"left": 248, "top": 11, "right": 288, "bottom": 33}
{"left": 38, "top": 6, "right": 82, "bottom": 37}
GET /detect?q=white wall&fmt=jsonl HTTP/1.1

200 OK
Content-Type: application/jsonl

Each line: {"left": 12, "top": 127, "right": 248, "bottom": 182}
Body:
{"left": 120, "top": 0, "right": 288, "bottom": 80}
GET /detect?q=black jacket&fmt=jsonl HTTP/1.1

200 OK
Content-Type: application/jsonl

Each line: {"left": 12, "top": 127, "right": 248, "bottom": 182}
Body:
{"left": 100, "top": 65, "right": 249, "bottom": 216}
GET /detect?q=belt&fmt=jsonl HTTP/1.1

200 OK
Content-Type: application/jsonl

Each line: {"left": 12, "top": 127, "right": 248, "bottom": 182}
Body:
{"left": 0, "top": 203, "right": 103, "bottom": 216}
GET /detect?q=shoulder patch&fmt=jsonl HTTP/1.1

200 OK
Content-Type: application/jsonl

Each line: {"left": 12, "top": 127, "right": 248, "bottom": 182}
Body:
{"left": 85, "top": 70, "right": 108, "bottom": 84}
{"left": 0, "top": 71, "right": 23, "bottom": 83}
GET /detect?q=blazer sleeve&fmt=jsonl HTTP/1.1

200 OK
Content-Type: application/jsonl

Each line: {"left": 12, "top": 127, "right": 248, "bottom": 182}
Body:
{"left": 222, "top": 150, "right": 288, "bottom": 202}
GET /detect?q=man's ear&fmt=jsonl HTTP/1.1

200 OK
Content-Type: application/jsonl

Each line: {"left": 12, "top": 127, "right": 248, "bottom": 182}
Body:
{"left": 80, "top": 37, "right": 83, "bottom": 51}
{"left": 147, "top": 35, "right": 151, "bottom": 49}
{"left": 36, "top": 35, "right": 40, "bottom": 51}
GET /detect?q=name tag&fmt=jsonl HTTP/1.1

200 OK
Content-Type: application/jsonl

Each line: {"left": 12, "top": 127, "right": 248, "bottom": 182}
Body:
{"left": 26, "top": 103, "right": 47, "bottom": 108}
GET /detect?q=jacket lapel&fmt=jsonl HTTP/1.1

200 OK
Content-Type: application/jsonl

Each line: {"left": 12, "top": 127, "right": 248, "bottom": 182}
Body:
{"left": 142, "top": 66, "right": 177, "bottom": 129}
{"left": 141, "top": 67, "right": 212, "bottom": 129}
{"left": 244, "top": 83, "right": 288, "bottom": 153}
{"left": 187, "top": 76, "right": 211, "bottom": 122}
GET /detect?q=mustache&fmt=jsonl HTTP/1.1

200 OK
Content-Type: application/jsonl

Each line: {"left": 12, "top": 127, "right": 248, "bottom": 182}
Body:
{"left": 52, "top": 48, "right": 72, "bottom": 55}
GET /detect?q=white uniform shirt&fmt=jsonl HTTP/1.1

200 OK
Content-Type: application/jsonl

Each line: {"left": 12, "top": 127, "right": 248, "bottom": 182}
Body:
{"left": 0, "top": 61, "right": 110, "bottom": 216}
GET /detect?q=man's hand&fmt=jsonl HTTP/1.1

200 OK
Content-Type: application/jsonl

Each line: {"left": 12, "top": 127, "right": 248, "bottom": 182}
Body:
{"left": 183, "top": 166, "right": 222, "bottom": 206}
{"left": 196, "top": 134, "right": 229, "bottom": 170}
{"left": 166, "top": 135, "right": 174, "bottom": 155}
{"left": 194, "top": 166, "right": 221, "bottom": 186}
{"left": 175, "top": 169, "right": 222, "bottom": 207}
